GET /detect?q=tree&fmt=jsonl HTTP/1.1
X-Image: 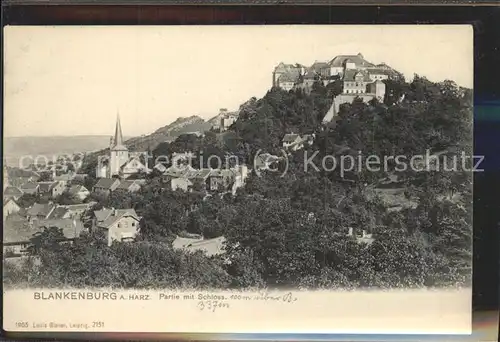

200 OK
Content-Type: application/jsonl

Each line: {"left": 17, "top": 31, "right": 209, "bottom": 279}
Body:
{"left": 28, "top": 226, "right": 66, "bottom": 255}
{"left": 38, "top": 172, "right": 53, "bottom": 182}
{"left": 56, "top": 191, "right": 82, "bottom": 205}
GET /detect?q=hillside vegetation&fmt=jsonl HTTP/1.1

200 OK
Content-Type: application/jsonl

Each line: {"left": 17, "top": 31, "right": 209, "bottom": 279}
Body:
{"left": 6, "top": 76, "right": 474, "bottom": 290}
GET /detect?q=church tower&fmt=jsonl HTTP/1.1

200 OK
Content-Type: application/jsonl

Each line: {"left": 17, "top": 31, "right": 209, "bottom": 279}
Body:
{"left": 109, "top": 114, "right": 129, "bottom": 178}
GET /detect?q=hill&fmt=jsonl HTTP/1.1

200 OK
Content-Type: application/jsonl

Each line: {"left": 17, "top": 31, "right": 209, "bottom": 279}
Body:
{"left": 124, "top": 115, "right": 213, "bottom": 151}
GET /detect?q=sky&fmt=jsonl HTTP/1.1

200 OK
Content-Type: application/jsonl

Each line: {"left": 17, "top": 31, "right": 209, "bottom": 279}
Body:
{"left": 4, "top": 25, "right": 473, "bottom": 138}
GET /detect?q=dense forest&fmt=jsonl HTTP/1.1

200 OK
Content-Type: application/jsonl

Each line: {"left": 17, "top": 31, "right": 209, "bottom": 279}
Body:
{"left": 4, "top": 76, "right": 473, "bottom": 290}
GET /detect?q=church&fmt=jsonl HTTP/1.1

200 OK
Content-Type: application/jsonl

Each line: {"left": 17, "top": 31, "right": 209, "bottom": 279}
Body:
{"left": 96, "top": 115, "right": 150, "bottom": 179}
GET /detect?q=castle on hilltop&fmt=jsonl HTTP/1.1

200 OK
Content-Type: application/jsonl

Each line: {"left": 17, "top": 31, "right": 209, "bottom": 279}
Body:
{"left": 272, "top": 53, "right": 400, "bottom": 93}
{"left": 95, "top": 115, "right": 150, "bottom": 179}
{"left": 272, "top": 53, "right": 402, "bottom": 123}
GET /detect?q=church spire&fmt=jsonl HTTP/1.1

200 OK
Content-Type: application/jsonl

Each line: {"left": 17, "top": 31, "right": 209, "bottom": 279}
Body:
{"left": 111, "top": 112, "right": 127, "bottom": 151}
{"left": 114, "top": 113, "right": 123, "bottom": 146}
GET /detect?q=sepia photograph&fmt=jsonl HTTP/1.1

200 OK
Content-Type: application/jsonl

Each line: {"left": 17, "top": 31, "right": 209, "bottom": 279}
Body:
{"left": 3, "top": 25, "right": 473, "bottom": 333}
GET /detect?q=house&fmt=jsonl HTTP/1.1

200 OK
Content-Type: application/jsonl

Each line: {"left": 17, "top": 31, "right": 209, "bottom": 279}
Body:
{"left": 120, "top": 156, "right": 150, "bottom": 179}
{"left": 171, "top": 177, "right": 194, "bottom": 192}
{"left": 3, "top": 186, "right": 24, "bottom": 201}
{"left": 346, "top": 227, "right": 375, "bottom": 245}
{"left": 208, "top": 169, "right": 237, "bottom": 192}
{"left": 67, "top": 184, "right": 90, "bottom": 201}
{"left": 115, "top": 180, "right": 142, "bottom": 193}
{"left": 38, "top": 181, "right": 66, "bottom": 198}
{"left": 254, "top": 153, "right": 281, "bottom": 171}
{"left": 32, "top": 218, "right": 85, "bottom": 242}
{"left": 6, "top": 168, "right": 40, "bottom": 187}
{"left": 47, "top": 206, "right": 71, "bottom": 220}
{"left": 3, "top": 216, "right": 41, "bottom": 258}
{"left": 282, "top": 133, "right": 305, "bottom": 151}
{"left": 64, "top": 202, "right": 97, "bottom": 219}
{"left": 26, "top": 202, "right": 56, "bottom": 222}
{"left": 20, "top": 182, "right": 40, "bottom": 195}
{"left": 186, "top": 168, "right": 213, "bottom": 192}
{"left": 92, "top": 178, "right": 121, "bottom": 196}
{"left": 172, "top": 235, "right": 227, "bottom": 257}
{"left": 162, "top": 164, "right": 196, "bottom": 183}
{"left": 3, "top": 198, "right": 21, "bottom": 216}
{"left": 93, "top": 208, "right": 141, "bottom": 246}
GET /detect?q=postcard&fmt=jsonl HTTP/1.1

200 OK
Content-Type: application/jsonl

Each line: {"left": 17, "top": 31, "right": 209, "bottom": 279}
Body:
{"left": 3, "top": 25, "right": 473, "bottom": 334}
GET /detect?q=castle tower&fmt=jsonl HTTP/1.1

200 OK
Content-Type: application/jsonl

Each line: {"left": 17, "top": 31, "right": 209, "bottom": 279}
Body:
{"left": 109, "top": 113, "right": 129, "bottom": 178}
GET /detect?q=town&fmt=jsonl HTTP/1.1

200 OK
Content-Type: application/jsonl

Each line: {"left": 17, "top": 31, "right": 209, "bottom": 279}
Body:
{"left": 3, "top": 52, "right": 472, "bottom": 290}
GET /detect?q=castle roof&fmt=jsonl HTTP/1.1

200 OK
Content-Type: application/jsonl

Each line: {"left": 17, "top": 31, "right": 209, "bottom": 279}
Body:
{"left": 329, "top": 54, "right": 374, "bottom": 68}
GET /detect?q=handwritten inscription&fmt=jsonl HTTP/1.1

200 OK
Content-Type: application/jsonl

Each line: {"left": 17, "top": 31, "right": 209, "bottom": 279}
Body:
{"left": 158, "top": 291, "right": 298, "bottom": 312}
{"left": 198, "top": 300, "right": 230, "bottom": 312}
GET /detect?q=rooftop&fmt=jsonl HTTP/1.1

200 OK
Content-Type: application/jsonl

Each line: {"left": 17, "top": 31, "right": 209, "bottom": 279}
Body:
{"left": 4, "top": 186, "right": 24, "bottom": 197}
{"left": 38, "top": 181, "right": 58, "bottom": 193}
{"left": 94, "top": 178, "right": 120, "bottom": 190}
{"left": 329, "top": 54, "right": 374, "bottom": 68}
{"left": 26, "top": 202, "right": 56, "bottom": 217}
{"left": 116, "top": 180, "right": 140, "bottom": 191}
{"left": 343, "top": 69, "right": 372, "bottom": 82}
{"left": 94, "top": 208, "right": 140, "bottom": 229}
{"left": 33, "top": 218, "right": 84, "bottom": 239}
{"left": 172, "top": 236, "right": 227, "bottom": 257}
{"left": 3, "top": 217, "right": 41, "bottom": 243}
{"left": 20, "top": 182, "right": 39, "bottom": 190}
{"left": 67, "top": 184, "right": 88, "bottom": 195}
{"left": 283, "top": 133, "right": 301, "bottom": 143}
